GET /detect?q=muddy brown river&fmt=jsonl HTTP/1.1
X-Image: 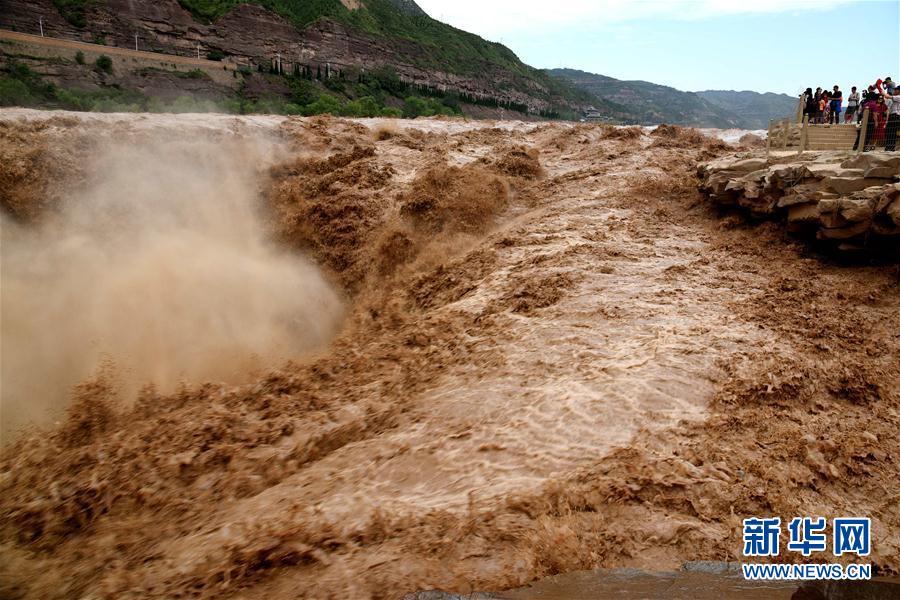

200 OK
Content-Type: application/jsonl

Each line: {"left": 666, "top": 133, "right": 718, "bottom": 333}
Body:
{"left": 0, "top": 110, "right": 897, "bottom": 600}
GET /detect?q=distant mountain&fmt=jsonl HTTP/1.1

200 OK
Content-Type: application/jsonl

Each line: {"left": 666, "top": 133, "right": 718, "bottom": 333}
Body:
{"left": 697, "top": 90, "right": 799, "bottom": 129}
{"left": 548, "top": 68, "right": 796, "bottom": 129}
{"left": 548, "top": 68, "right": 738, "bottom": 128}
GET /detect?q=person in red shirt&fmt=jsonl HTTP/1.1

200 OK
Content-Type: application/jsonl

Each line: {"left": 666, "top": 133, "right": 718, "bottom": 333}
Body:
{"left": 872, "top": 96, "right": 888, "bottom": 145}
{"left": 855, "top": 93, "right": 879, "bottom": 151}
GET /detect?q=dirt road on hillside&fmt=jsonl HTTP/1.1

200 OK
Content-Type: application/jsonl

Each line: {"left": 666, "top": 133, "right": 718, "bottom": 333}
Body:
{"left": 0, "top": 29, "right": 229, "bottom": 68}
{"left": 0, "top": 111, "right": 897, "bottom": 599}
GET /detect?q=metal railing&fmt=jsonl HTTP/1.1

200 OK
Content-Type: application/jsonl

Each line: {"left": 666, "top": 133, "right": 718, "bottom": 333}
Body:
{"left": 768, "top": 106, "right": 875, "bottom": 156}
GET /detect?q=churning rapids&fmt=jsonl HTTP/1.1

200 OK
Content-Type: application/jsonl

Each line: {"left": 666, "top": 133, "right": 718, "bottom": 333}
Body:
{"left": 0, "top": 110, "right": 897, "bottom": 600}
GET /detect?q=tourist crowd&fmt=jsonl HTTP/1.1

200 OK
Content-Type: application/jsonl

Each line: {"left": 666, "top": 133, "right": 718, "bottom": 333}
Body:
{"left": 800, "top": 77, "right": 900, "bottom": 151}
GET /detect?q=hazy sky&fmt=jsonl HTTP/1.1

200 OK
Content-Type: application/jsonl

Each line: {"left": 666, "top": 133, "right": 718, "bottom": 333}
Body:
{"left": 415, "top": 0, "right": 900, "bottom": 95}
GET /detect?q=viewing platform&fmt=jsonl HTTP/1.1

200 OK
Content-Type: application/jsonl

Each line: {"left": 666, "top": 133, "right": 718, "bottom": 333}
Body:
{"left": 766, "top": 98, "right": 886, "bottom": 155}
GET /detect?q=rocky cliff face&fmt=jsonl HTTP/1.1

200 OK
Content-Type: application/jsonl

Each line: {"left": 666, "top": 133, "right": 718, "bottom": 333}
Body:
{"left": 0, "top": 0, "right": 562, "bottom": 112}
{"left": 698, "top": 152, "right": 900, "bottom": 251}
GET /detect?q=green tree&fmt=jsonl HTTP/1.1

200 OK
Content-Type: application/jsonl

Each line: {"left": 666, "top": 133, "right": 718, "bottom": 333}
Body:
{"left": 302, "top": 94, "right": 342, "bottom": 116}
{"left": 341, "top": 95, "right": 381, "bottom": 117}
{"left": 287, "top": 78, "right": 319, "bottom": 106}
{"left": 0, "top": 79, "right": 35, "bottom": 107}
{"left": 53, "top": 0, "right": 93, "bottom": 28}
{"left": 95, "top": 55, "right": 113, "bottom": 74}
{"left": 402, "top": 95, "right": 429, "bottom": 118}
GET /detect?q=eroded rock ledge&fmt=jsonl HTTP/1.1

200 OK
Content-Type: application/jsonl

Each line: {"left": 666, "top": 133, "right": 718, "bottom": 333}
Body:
{"left": 697, "top": 152, "right": 900, "bottom": 251}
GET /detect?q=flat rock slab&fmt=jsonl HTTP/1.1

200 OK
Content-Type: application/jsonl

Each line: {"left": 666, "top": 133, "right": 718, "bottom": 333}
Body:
{"left": 801, "top": 165, "right": 865, "bottom": 179}
{"left": 841, "top": 153, "right": 900, "bottom": 174}
{"left": 823, "top": 177, "right": 892, "bottom": 195}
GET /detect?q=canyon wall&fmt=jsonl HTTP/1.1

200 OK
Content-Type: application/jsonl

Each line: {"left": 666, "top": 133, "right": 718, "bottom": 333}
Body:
{"left": 0, "top": 0, "right": 558, "bottom": 111}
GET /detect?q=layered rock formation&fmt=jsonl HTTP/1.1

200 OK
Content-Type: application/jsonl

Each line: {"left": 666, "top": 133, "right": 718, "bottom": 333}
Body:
{"left": 0, "top": 0, "right": 566, "bottom": 112}
{"left": 698, "top": 152, "right": 900, "bottom": 250}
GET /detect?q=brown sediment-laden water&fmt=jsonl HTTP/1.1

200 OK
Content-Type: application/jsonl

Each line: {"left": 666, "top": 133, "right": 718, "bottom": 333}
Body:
{"left": 0, "top": 110, "right": 897, "bottom": 599}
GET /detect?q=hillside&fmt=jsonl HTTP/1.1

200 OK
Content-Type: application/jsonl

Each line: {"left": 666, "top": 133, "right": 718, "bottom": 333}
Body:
{"left": 697, "top": 89, "right": 799, "bottom": 129}
{"left": 548, "top": 68, "right": 738, "bottom": 127}
{"left": 549, "top": 68, "right": 795, "bottom": 128}
{"left": 1, "top": 2, "right": 798, "bottom": 124}
{"left": 171, "top": 0, "right": 529, "bottom": 77}
{"left": 0, "top": 0, "right": 593, "bottom": 118}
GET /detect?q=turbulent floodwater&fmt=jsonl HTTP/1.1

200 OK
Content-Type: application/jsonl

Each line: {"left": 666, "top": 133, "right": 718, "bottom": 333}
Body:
{"left": 0, "top": 110, "right": 897, "bottom": 600}
{"left": 1, "top": 122, "right": 343, "bottom": 437}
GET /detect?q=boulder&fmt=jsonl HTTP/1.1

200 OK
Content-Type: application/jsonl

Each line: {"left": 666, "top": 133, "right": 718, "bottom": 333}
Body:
{"left": 777, "top": 183, "right": 823, "bottom": 207}
{"left": 703, "top": 172, "right": 732, "bottom": 196}
{"left": 849, "top": 186, "right": 890, "bottom": 204}
{"left": 743, "top": 185, "right": 761, "bottom": 200}
{"left": 728, "top": 157, "right": 768, "bottom": 173}
{"left": 724, "top": 179, "right": 746, "bottom": 193}
{"left": 697, "top": 156, "right": 767, "bottom": 178}
{"left": 818, "top": 219, "right": 872, "bottom": 240}
{"left": 742, "top": 169, "right": 768, "bottom": 184}
{"left": 818, "top": 198, "right": 840, "bottom": 213}
{"left": 778, "top": 194, "right": 811, "bottom": 208}
{"left": 815, "top": 191, "right": 841, "bottom": 200}
{"left": 817, "top": 199, "right": 848, "bottom": 229}
{"left": 866, "top": 166, "right": 900, "bottom": 178}
{"left": 888, "top": 199, "right": 900, "bottom": 227}
{"left": 840, "top": 153, "right": 900, "bottom": 180}
{"left": 872, "top": 220, "right": 900, "bottom": 236}
{"left": 875, "top": 186, "right": 900, "bottom": 216}
{"left": 768, "top": 163, "right": 806, "bottom": 185}
{"left": 822, "top": 177, "right": 892, "bottom": 195}
{"left": 787, "top": 203, "right": 820, "bottom": 223}
{"left": 838, "top": 198, "right": 875, "bottom": 223}
{"left": 800, "top": 164, "right": 864, "bottom": 179}
{"left": 737, "top": 195, "right": 776, "bottom": 215}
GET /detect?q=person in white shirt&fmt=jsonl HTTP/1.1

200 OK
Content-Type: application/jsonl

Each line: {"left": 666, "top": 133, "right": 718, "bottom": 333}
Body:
{"left": 884, "top": 87, "right": 900, "bottom": 151}
{"left": 845, "top": 87, "right": 860, "bottom": 123}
